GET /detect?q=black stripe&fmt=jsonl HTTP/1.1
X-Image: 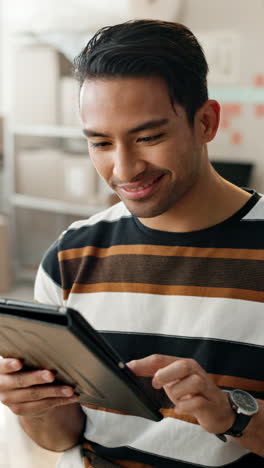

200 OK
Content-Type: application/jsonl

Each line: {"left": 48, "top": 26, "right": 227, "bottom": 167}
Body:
{"left": 60, "top": 255, "right": 264, "bottom": 292}
{"left": 42, "top": 239, "right": 62, "bottom": 287}
{"left": 61, "top": 215, "right": 264, "bottom": 249}
{"left": 84, "top": 441, "right": 263, "bottom": 467}
{"left": 220, "top": 387, "right": 264, "bottom": 400}
{"left": 58, "top": 192, "right": 264, "bottom": 250}
{"left": 101, "top": 332, "right": 264, "bottom": 385}
{"left": 132, "top": 191, "right": 263, "bottom": 247}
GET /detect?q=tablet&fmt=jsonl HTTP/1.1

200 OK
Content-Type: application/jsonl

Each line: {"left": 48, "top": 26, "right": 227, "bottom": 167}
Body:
{"left": 0, "top": 298, "right": 165, "bottom": 422}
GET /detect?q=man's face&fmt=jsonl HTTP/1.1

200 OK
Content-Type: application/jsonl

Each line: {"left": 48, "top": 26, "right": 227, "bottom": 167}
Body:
{"left": 80, "top": 76, "right": 204, "bottom": 220}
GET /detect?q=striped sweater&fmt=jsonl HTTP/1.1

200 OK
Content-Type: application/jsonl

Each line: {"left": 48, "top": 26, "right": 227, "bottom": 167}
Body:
{"left": 35, "top": 189, "right": 264, "bottom": 468}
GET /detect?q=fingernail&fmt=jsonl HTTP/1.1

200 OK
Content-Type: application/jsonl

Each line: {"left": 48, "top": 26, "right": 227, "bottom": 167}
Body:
{"left": 10, "top": 360, "right": 20, "bottom": 369}
{"left": 126, "top": 361, "right": 134, "bottom": 368}
{"left": 152, "top": 378, "right": 160, "bottom": 389}
{"left": 62, "top": 387, "right": 73, "bottom": 396}
{"left": 42, "top": 371, "right": 54, "bottom": 382}
{"left": 69, "top": 395, "right": 79, "bottom": 402}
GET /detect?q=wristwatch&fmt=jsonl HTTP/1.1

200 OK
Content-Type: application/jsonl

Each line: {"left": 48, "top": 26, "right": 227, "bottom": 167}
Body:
{"left": 216, "top": 389, "right": 259, "bottom": 442}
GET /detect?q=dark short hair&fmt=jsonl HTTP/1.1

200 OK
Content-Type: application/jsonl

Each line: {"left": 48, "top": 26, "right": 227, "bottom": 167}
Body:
{"left": 74, "top": 19, "right": 209, "bottom": 125}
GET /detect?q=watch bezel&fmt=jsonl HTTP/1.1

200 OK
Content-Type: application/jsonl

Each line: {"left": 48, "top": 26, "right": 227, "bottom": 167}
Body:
{"left": 229, "top": 389, "right": 259, "bottom": 417}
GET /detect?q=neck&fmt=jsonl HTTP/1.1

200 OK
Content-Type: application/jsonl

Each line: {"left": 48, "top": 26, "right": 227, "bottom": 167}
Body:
{"left": 139, "top": 159, "right": 252, "bottom": 233}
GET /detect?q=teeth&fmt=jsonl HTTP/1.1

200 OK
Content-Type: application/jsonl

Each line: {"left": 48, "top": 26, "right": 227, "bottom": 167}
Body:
{"left": 125, "top": 181, "right": 154, "bottom": 191}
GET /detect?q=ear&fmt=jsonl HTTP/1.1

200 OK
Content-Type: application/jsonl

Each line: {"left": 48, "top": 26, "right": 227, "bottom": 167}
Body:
{"left": 196, "top": 99, "right": 220, "bottom": 143}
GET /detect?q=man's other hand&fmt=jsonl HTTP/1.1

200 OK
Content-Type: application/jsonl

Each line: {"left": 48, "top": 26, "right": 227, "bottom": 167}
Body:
{"left": 127, "top": 354, "right": 235, "bottom": 435}
{"left": 0, "top": 357, "right": 78, "bottom": 418}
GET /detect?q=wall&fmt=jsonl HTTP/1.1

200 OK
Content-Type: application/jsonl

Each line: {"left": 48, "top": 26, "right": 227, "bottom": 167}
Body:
{"left": 0, "top": 0, "right": 2, "bottom": 113}
{"left": 2, "top": 0, "right": 264, "bottom": 191}
{"left": 182, "top": 0, "right": 264, "bottom": 192}
{"left": 4, "top": 0, "right": 182, "bottom": 32}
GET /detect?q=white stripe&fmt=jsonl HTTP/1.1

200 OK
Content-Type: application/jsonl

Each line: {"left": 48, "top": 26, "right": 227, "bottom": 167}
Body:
{"left": 66, "top": 292, "right": 264, "bottom": 347}
{"left": 242, "top": 195, "right": 264, "bottom": 220}
{"left": 82, "top": 407, "right": 248, "bottom": 466}
{"left": 58, "top": 193, "right": 264, "bottom": 233}
{"left": 34, "top": 264, "right": 64, "bottom": 306}
{"left": 65, "top": 202, "right": 131, "bottom": 231}
{"left": 56, "top": 445, "right": 83, "bottom": 468}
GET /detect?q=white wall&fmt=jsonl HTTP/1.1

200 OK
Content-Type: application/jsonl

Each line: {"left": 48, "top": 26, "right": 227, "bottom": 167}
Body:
{"left": 183, "top": 0, "right": 264, "bottom": 192}
{"left": 2, "top": 0, "right": 264, "bottom": 192}
{"left": 4, "top": 0, "right": 182, "bottom": 32}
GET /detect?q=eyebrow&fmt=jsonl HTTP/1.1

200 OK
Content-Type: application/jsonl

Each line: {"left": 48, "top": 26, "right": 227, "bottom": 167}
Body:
{"left": 82, "top": 118, "right": 169, "bottom": 138}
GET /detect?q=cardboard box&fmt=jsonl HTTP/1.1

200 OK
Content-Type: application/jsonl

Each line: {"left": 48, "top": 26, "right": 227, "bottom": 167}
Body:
{"left": 14, "top": 45, "right": 59, "bottom": 125}
{"left": 62, "top": 155, "right": 97, "bottom": 204}
{"left": 17, "top": 208, "right": 63, "bottom": 269}
{"left": 16, "top": 149, "right": 63, "bottom": 199}
{"left": 0, "top": 215, "right": 11, "bottom": 293}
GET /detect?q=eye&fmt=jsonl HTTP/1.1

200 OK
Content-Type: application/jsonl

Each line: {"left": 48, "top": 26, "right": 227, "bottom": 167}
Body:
{"left": 137, "top": 133, "right": 165, "bottom": 143}
{"left": 90, "top": 141, "right": 111, "bottom": 148}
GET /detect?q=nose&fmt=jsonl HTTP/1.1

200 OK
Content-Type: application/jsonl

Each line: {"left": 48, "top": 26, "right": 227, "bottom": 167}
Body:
{"left": 112, "top": 144, "right": 147, "bottom": 183}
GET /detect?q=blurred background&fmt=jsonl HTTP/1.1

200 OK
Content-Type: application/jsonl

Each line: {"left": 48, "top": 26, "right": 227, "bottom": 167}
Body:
{"left": 0, "top": 0, "right": 264, "bottom": 466}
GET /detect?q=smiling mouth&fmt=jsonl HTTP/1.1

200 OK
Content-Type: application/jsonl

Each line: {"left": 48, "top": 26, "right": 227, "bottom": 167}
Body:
{"left": 117, "top": 174, "right": 165, "bottom": 200}
{"left": 123, "top": 175, "right": 163, "bottom": 191}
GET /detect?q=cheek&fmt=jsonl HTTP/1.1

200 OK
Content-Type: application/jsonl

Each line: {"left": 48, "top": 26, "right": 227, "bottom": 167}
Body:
{"left": 89, "top": 153, "right": 112, "bottom": 181}
{"left": 166, "top": 141, "right": 198, "bottom": 178}
{"left": 158, "top": 140, "right": 190, "bottom": 170}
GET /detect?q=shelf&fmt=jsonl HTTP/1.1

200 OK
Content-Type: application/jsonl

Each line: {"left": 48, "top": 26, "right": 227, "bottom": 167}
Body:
{"left": 13, "top": 125, "right": 84, "bottom": 139}
{"left": 15, "top": 267, "right": 37, "bottom": 283}
{"left": 12, "top": 193, "right": 107, "bottom": 217}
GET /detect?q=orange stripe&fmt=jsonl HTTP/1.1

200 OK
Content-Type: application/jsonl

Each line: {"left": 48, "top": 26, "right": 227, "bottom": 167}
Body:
{"left": 111, "top": 459, "right": 155, "bottom": 468}
{"left": 81, "top": 372, "right": 264, "bottom": 423}
{"left": 82, "top": 403, "right": 132, "bottom": 417}
{"left": 160, "top": 408, "right": 198, "bottom": 424}
{"left": 83, "top": 442, "right": 96, "bottom": 453}
{"left": 63, "top": 283, "right": 264, "bottom": 303}
{"left": 59, "top": 244, "right": 264, "bottom": 261}
{"left": 81, "top": 369, "right": 264, "bottom": 422}
{"left": 83, "top": 455, "right": 155, "bottom": 468}
{"left": 210, "top": 373, "right": 264, "bottom": 392}
{"left": 83, "top": 457, "right": 92, "bottom": 468}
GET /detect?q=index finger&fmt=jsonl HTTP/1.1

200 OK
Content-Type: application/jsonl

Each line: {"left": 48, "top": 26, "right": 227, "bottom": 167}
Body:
{"left": 0, "top": 358, "right": 23, "bottom": 374}
{"left": 127, "top": 354, "right": 178, "bottom": 377}
{"left": 152, "top": 359, "right": 204, "bottom": 389}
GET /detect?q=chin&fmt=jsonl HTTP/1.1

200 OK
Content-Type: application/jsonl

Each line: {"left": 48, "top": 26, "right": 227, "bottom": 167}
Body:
{"left": 122, "top": 198, "right": 174, "bottom": 219}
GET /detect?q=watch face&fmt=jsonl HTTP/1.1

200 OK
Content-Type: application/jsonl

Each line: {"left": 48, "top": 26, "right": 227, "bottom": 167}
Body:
{"left": 231, "top": 390, "right": 259, "bottom": 416}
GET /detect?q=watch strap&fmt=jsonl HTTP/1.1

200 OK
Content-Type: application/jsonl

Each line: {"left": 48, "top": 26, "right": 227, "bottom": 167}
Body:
{"left": 216, "top": 392, "right": 253, "bottom": 442}
{"left": 224, "top": 412, "right": 251, "bottom": 436}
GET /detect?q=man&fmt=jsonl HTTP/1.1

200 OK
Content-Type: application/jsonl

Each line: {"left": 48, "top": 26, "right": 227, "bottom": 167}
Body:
{"left": 0, "top": 20, "right": 263, "bottom": 467}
